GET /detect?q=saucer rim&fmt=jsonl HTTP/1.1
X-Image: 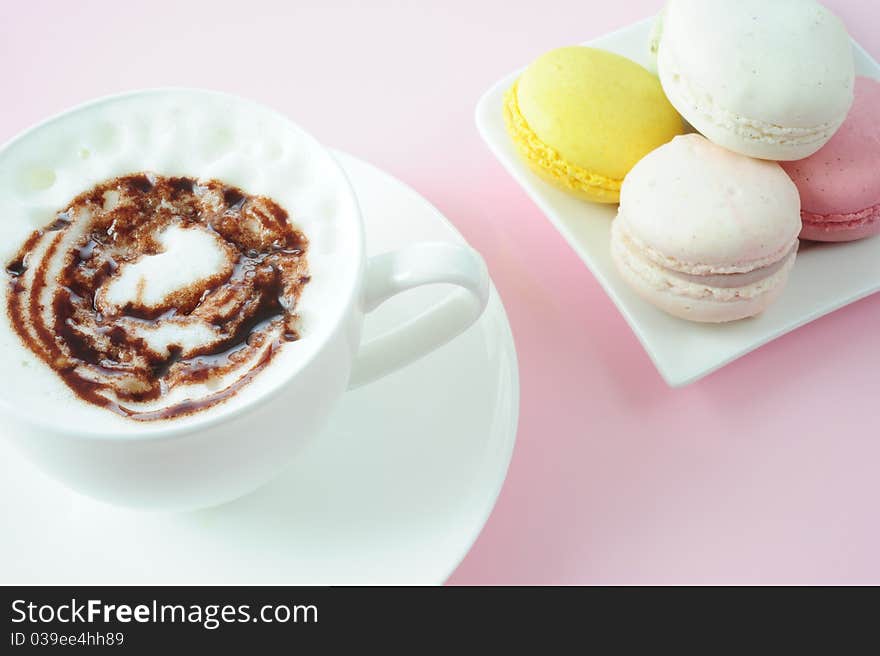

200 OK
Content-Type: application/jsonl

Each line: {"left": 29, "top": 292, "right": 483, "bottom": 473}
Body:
{"left": 330, "top": 150, "right": 522, "bottom": 583}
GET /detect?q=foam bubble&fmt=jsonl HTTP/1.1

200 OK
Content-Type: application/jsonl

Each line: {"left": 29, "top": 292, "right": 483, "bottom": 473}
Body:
{"left": 199, "top": 124, "right": 235, "bottom": 161}
{"left": 88, "top": 121, "right": 123, "bottom": 155}
{"left": 17, "top": 166, "right": 56, "bottom": 192}
{"left": 261, "top": 140, "right": 285, "bottom": 161}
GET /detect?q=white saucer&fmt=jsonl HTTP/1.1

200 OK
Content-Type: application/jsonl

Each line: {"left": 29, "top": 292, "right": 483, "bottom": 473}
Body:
{"left": 0, "top": 152, "right": 519, "bottom": 585}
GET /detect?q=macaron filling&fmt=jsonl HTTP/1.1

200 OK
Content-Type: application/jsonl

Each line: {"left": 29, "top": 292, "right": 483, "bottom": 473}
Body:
{"left": 503, "top": 81, "right": 622, "bottom": 197}
{"left": 620, "top": 222, "right": 800, "bottom": 276}
{"left": 612, "top": 221, "right": 799, "bottom": 301}
{"left": 670, "top": 246, "right": 797, "bottom": 289}
{"left": 803, "top": 203, "right": 880, "bottom": 226}
{"left": 800, "top": 203, "right": 880, "bottom": 240}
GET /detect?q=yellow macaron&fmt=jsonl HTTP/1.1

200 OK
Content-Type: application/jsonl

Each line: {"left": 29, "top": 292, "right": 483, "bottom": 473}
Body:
{"left": 504, "top": 46, "right": 684, "bottom": 204}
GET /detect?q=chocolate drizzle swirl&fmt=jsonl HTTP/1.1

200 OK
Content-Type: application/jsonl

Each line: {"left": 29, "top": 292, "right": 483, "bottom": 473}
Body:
{"left": 5, "top": 173, "right": 310, "bottom": 421}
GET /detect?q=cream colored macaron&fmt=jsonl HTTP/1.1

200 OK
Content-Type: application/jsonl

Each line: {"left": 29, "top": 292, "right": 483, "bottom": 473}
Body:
{"left": 612, "top": 134, "right": 802, "bottom": 323}
{"left": 655, "top": 0, "right": 855, "bottom": 161}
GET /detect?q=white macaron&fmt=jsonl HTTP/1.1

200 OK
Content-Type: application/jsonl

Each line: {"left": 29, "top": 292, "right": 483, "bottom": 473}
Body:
{"left": 655, "top": 0, "right": 855, "bottom": 161}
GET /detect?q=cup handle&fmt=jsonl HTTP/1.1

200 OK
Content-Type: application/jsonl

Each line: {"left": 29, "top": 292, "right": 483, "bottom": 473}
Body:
{"left": 348, "top": 242, "right": 490, "bottom": 389}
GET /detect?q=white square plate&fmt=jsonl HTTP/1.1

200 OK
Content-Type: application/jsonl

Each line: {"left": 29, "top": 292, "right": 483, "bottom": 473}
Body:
{"left": 476, "top": 17, "right": 880, "bottom": 387}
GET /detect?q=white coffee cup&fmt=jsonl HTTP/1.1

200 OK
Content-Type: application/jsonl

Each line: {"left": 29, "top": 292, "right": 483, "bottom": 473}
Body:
{"left": 0, "top": 89, "right": 489, "bottom": 511}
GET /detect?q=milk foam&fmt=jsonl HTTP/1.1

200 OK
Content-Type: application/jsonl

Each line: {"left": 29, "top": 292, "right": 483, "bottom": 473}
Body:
{"left": 101, "top": 224, "right": 232, "bottom": 313}
{"left": 0, "top": 90, "right": 361, "bottom": 435}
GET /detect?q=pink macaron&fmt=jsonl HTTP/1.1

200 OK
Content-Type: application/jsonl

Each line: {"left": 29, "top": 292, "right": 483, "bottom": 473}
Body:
{"left": 611, "top": 134, "right": 802, "bottom": 323}
{"left": 782, "top": 76, "right": 880, "bottom": 242}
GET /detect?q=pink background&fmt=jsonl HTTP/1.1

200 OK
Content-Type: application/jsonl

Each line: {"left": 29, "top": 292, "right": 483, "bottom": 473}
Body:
{"left": 2, "top": 0, "right": 879, "bottom": 584}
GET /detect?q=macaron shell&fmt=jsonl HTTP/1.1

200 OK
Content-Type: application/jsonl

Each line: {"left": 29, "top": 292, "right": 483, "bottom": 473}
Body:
{"left": 782, "top": 77, "right": 880, "bottom": 217}
{"left": 659, "top": 0, "right": 854, "bottom": 129}
{"left": 618, "top": 134, "right": 801, "bottom": 271}
{"left": 657, "top": 58, "right": 844, "bottom": 161}
{"left": 515, "top": 46, "right": 684, "bottom": 182}
{"left": 503, "top": 82, "right": 622, "bottom": 203}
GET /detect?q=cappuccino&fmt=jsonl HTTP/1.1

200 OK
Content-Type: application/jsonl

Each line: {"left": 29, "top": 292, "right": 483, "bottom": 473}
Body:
{"left": 6, "top": 173, "right": 310, "bottom": 421}
{"left": 0, "top": 90, "right": 362, "bottom": 433}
